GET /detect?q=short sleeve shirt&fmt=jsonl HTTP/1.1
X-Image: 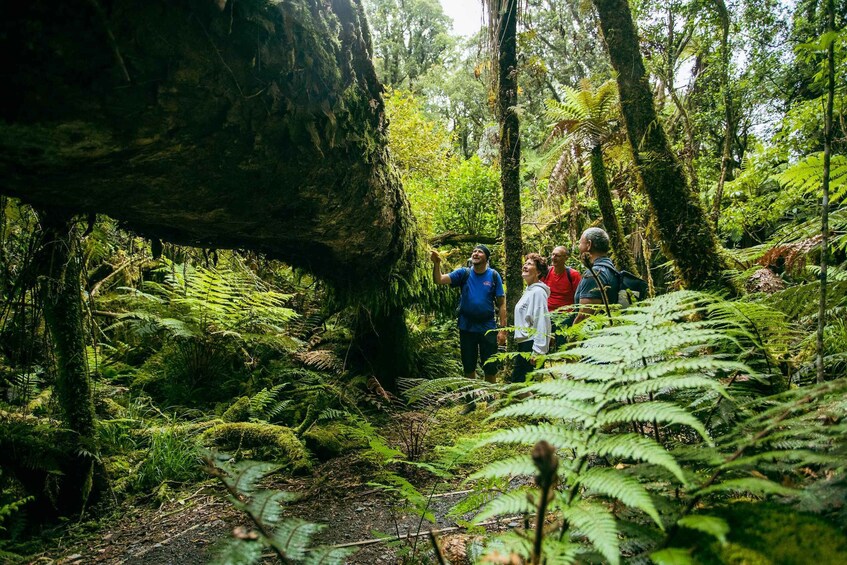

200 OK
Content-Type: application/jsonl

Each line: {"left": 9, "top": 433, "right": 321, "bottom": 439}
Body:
{"left": 574, "top": 257, "right": 619, "bottom": 303}
{"left": 543, "top": 267, "right": 582, "bottom": 311}
{"left": 449, "top": 267, "right": 505, "bottom": 333}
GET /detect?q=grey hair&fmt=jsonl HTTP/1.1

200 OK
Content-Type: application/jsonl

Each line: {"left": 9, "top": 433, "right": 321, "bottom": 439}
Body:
{"left": 582, "top": 227, "right": 610, "bottom": 253}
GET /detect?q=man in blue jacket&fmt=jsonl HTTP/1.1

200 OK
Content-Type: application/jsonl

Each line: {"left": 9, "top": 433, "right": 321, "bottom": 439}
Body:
{"left": 430, "top": 244, "right": 507, "bottom": 383}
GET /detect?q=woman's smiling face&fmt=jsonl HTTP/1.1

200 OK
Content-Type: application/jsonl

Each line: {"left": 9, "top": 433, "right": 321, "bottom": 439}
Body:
{"left": 522, "top": 258, "right": 539, "bottom": 285}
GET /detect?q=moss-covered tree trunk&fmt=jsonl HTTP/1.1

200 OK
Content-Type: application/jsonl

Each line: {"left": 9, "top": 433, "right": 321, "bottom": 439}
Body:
{"left": 33, "top": 207, "right": 102, "bottom": 515}
{"left": 592, "top": 0, "right": 736, "bottom": 294}
{"left": 590, "top": 144, "right": 638, "bottom": 274}
{"left": 0, "top": 0, "right": 416, "bottom": 293}
{"left": 353, "top": 305, "right": 411, "bottom": 394}
{"left": 497, "top": 0, "right": 524, "bottom": 328}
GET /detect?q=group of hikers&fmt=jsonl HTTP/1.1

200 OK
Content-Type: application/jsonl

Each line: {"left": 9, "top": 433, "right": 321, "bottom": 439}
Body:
{"left": 430, "top": 226, "right": 622, "bottom": 387}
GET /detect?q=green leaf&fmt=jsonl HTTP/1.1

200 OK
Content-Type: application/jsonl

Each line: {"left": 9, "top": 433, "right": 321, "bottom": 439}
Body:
{"left": 578, "top": 467, "right": 663, "bottom": 528}
{"left": 651, "top": 547, "right": 695, "bottom": 565}
{"left": 560, "top": 500, "right": 620, "bottom": 565}
{"left": 468, "top": 456, "right": 537, "bottom": 481}
{"left": 677, "top": 514, "right": 729, "bottom": 544}
{"left": 598, "top": 402, "right": 711, "bottom": 443}
{"left": 474, "top": 488, "right": 536, "bottom": 523}
{"left": 591, "top": 434, "right": 686, "bottom": 483}
{"left": 210, "top": 539, "right": 263, "bottom": 565}
{"left": 270, "top": 519, "right": 324, "bottom": 560}
{"left": 475, "top": 424, "right": 586, "bottom": 449}
{"left": 696, "top": 477, "right": 796, "bottom": 497}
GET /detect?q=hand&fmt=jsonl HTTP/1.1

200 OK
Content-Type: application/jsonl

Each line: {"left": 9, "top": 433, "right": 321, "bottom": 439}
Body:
{"left": 530, "top": 355, "right": 537, "bottom": 367}
{"left": 429, "top": 249, "right": 441, "bottom": 264}
{"left": 497, "top": 330, "right": 507, "bottom": 346}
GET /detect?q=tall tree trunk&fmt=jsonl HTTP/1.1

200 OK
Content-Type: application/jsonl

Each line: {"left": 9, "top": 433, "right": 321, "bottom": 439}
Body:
{"left": 592, "top": 0, "right": 736, "bottom": 294}
{"left": 817, "top": 0, "right": 835, "bottom": 383}
{"left": 496, "top": 0, "right": 524, "bottom": 328}
{"left": 710, "top": 0, "right": 734, "bottom": 228}
{"left": 590, "top": 144, "right": 638, "bottom": 273}
{"left": 34, "top": 207, "right": 101, "bottom": 515}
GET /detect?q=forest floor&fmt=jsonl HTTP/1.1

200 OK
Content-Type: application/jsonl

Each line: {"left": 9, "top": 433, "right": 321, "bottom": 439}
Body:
{"left": 32, "top": 412, "right": 515, "bottom": 565}
{"left": 35, "top": 467, "right": 492, "bottom": 565}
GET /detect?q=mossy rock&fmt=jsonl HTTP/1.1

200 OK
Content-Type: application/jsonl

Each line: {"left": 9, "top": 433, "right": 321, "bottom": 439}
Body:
{"left": 95, "top": 396, "right": 126, "bottom": 419}
{"left": 678, "top": 502, "right": 847, "bottom": 564}
{"left": 303, "top": 423, "right": 368, "bottom": 461}
{"left": 221, "top": 397, "right": 251, "bottom": 423}
{"left": 202, "top": 422, "right": 311, "bottom": 473}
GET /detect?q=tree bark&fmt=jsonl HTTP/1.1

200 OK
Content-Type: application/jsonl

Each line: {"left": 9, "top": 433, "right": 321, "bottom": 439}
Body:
{"left": 590, "top": 144, "right": 639, "bottom": 273}
{"left": 817, "top": 0, "right": 835, "bottom": 383}
{"left": 33, "top": 207, "right": 102, "bottom": 515}
{"left": 496, "top": 0, "right": 524, "bottom": 328}
{"left": 710, "top": 0, "right": 735, "bottom": 228}
{"left": 0, "top": 0, "right": 415, "bottom": 294}
{"left": 1, "top": 0, "right": 420, "bottom": 390}
{"left": 592, "top": 0, "right": 736, "bottom": 294}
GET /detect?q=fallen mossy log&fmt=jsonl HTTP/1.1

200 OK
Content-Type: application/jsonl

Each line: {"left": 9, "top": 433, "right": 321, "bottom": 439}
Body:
{"left": 201, "top": 422, "right": 311, "bottom": 472}
{"left": 0, "top": 0, "right": 417, "bottom": 294}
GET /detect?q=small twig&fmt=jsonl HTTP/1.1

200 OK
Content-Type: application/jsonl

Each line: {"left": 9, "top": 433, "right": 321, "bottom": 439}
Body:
{"left": 327, "top": 515, "right": 522, "bottom": 549}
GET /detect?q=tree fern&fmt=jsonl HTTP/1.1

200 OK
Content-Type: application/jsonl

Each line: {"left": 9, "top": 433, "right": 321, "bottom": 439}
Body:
{"left": 777, "top": 153, "right": 847, "bottom": 203}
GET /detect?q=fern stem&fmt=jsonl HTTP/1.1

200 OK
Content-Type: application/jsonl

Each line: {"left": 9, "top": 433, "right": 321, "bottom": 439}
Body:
{"left": 531, "top": 441, "right": 559, "bottom": 565}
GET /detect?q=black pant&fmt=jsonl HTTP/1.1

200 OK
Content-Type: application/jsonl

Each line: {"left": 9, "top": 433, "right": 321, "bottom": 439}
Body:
{"left": 509, "top": 340, "right": 536, "bottom": 383}
{"left": 459, "top": 330, "right": 499, "bottom": 377}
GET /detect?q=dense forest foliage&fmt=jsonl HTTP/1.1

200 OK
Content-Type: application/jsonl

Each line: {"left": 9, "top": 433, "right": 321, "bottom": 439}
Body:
{"left": 1, "top": 0, "right": 846, "bottom": 563}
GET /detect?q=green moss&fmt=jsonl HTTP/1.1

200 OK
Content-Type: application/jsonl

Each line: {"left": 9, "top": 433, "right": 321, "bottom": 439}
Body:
{"left": 202, "top": 422, "right": 311, "bottom": 473}
{"left": 681, "top": 502, "right": 847, "bottom": 564}
{"left": 303, "top": 422, "right": 368, "bottom": 460}
{"left": 95, "top": 396, "right": 126, "bottom": 419}
{"left": 221, "top": 397, "right": 251, "bottom": 423}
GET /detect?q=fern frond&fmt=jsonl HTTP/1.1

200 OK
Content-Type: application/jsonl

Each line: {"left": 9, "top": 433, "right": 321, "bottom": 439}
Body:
{"left": 302, "top": 546, "right": 359, "bottom": 565}
{"left": 676, "top": 514, "right": 729, "bottom": 543}
{"left": 476, "top": 424, "right": 586, "bottom": 450}
{"left": 473, "top": 488, "right": 536, "bottom": 523}
{"left": 590, "top": 434, "right": 686, "bottom": 483}
{"left": 612, "top": 375, "right": 731, "bottom": 403}
{"left": 269, "top": 519, "right": 324, "bottom": 560}
{"left": 491, "top": 397, "right": 596, "bottom": 423}
{"left": 577, "top": 467, "right": 663, "bottom": 527}
{"left": 469, "top": 456, "right": 537, "bottom": 481}
{"left": 598, "top": 402, "right": 711, "bottom": 442}
{"left": 695, "top": 477, "right": 796, "bottom": 497}
{"left": 559, "top": 500, "right": 620, "bottom": 565}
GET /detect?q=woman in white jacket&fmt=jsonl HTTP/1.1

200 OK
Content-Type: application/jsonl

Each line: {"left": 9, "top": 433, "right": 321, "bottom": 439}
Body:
{"left": 510, "top": 253, "right": 552, "bottom": 383}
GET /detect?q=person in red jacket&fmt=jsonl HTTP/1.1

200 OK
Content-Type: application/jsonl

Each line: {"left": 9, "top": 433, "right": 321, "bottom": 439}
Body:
{"left": 542, "top": 245, "right": 581, "bottom": 348}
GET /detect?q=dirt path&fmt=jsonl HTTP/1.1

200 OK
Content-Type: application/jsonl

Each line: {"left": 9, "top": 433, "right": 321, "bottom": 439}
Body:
{"left": 41, "top": 469, "right": 490, "bottom": 564}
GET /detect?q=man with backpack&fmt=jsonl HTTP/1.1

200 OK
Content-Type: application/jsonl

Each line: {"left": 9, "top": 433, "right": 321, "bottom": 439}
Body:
{"left": 542, "top": 245, "right": 581, "bottom": 348}
{"left": 430, "top": 244, "right": 507, "bottom": 384}
{"left": 573, "top": 227, "right": 620, "bottom": 325}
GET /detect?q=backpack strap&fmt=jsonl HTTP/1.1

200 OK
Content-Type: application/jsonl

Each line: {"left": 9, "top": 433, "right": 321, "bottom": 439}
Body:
{"left": 565, "top": 266, "right": 573, "bottom": 288}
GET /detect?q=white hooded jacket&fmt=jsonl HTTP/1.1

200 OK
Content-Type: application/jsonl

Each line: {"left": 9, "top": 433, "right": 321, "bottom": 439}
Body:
{"left": 513, "top": 281, "right": 551, "bottom": 355}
